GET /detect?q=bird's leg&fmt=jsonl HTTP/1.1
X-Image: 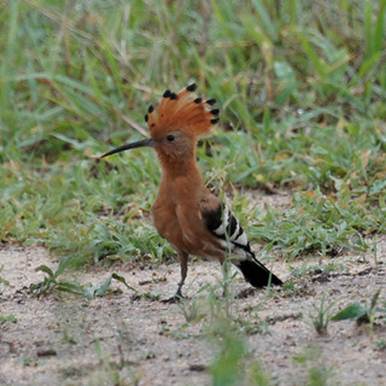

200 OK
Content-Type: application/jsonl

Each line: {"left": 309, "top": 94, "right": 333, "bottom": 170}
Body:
{"left": 175, "top": 252, "right": 188, "bottom": 299}
{"left": 162, "top": 252, "right": 188, "bottom": 303}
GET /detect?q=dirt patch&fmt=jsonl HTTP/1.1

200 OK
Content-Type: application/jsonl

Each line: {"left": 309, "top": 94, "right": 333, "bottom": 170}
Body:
{"left": 1, "top": 237, "right": 385, "bottom": 386}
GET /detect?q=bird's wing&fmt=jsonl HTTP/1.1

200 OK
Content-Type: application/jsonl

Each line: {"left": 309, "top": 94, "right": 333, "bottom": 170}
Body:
{"left": 200, "top": 198, "right": 254, "bottom": 261}
{"left": 200, "top": 196, "right": 283, "bottom": 287}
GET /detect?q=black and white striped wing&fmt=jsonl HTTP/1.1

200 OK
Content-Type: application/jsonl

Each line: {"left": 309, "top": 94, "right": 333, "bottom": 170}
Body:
{"left": 202, "top": 201, "right": 283, "bottom": 287}
{"left": 203, "top": 203, "right": 253, "bottom": 261}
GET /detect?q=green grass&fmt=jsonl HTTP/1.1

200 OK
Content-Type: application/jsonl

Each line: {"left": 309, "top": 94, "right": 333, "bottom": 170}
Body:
{"left": 309, "top": 295, "right": 335, "bottom": 336}
{"left": 0, "top": 0, "right": 385, "bottom": 272}
{"left": 203, "top": 290, "right": 272, "bottom": 386}
{"left": 293, "top": 346, "right": 334, "bottom": 386}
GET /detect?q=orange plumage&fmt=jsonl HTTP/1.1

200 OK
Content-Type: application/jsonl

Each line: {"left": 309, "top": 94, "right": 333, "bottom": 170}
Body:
{"left": 147, "top": 86, "right": 217, "bottom": 138}
{"left": 101, "top": 84, "right": 282, "bottom": 300}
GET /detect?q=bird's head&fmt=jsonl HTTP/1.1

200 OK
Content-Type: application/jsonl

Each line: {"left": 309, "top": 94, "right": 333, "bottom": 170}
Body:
{"left": 100, "top": 84, "right": 219, "bottom": 165}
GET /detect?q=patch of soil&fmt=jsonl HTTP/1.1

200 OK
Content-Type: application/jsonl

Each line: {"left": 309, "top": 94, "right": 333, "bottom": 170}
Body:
{"left": 1, "top": 238, "right": 385, "bottom": 386}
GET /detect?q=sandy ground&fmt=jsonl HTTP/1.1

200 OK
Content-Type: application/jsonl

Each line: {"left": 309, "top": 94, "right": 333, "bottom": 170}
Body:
{"left": 1, "top": 242, "right": 385, "bottom": 386}
{"left": 0, "top": 192, "right": 385, "bottom": 386}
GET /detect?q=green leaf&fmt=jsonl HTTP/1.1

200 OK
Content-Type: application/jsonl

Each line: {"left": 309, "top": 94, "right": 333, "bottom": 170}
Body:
{"left": 35, "top": 265, "right": 56, "bottom": 279}
{"left": 300, "top": 36, "right": 328, "bottom": 78}
{"left": 358, "top": 52, "right": 382, "bottom": 78}
{"left": 56, "top": 281, "right": 84, "bottom": 296}
{"left": 112, "top": 273, "right": 137, "bottom": 293}
{"left": 83, "top": 276, "right": 113, "bottom": 300}
{"left": 374, "top": 0, "right": 386, "bottom": 53}
{"left": 331, "top": 303, "right": 367, "bottom": 321}
{"left": 0, "top": 314, "right": 17, "bottom": 325}
{"left": 369, "top": 179, "right": 386, "bottom": 195}
{"left": 251, "top": 0, "right": 277, "bottom": 42}
{"left": 93, "top": 276, "right": 113, "bottom": 297}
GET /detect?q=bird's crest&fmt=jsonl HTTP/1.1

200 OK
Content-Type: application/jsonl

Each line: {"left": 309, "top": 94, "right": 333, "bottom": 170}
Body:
{"left": 145, "top": 84, "right": 219, "bottom": 138}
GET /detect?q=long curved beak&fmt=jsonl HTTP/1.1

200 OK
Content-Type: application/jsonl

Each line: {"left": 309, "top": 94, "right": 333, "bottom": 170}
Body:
{"left": 99, "top": 138, "right": 154, "bottom": 159}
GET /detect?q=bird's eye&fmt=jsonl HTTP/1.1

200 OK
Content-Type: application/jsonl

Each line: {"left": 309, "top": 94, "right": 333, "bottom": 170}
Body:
{"left": 166, "top": 134, "right": 175, "bottom": 142}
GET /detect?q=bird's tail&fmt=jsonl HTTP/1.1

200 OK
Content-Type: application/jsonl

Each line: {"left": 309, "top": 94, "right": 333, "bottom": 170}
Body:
{"left": 235, "top": 258, "right": 283, "bottom": 288}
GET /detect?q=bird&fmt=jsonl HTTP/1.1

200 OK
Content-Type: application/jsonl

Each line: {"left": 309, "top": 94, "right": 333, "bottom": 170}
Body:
{"left": 100, "top": 83, "right": 283, "bottom": 299}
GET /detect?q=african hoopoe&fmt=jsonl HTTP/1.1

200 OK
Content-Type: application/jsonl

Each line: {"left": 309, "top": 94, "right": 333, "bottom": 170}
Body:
{"left": 100, "top": 84, "right": 282, "bottom": 299}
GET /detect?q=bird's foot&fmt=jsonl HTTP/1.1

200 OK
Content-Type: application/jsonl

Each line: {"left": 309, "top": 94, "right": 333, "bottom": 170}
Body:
{"left": 161, "top": 291, "right": 184, "bottom": 304}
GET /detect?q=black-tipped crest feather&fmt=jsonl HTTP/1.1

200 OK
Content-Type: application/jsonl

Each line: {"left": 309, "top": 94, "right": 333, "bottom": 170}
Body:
{"left": 186, "top": 83, "right": 197, "bottom": 92}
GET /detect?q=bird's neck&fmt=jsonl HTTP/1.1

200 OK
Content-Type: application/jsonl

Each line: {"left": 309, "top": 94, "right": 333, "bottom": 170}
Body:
{"left": 160, "top": 156, "right": 202, "bottom": 180}
{"left": 158, "top": 154, "right": 204, "bottom": 200}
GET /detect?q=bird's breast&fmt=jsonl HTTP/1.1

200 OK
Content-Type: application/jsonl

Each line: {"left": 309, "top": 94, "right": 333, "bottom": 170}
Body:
{"left": 152, "top": 199, "right": 225, "bottom": 259}
{"left": 152, "top": 200, "right": 186, "bottom": 252}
